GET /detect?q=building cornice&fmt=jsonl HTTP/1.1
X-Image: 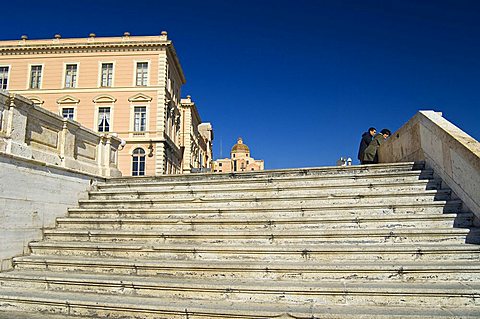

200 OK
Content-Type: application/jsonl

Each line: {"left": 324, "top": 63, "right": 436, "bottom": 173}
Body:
{"left": 0, "top": 41, "right": 170, "bottom": 55}
{"left": 180, "top": 96, "right": 202, "bottom": 123}
{"left": 0, "top": 34, "right": 178, "bottom": 57}
{"left": 165, "top": 45, "right": 186, "bottom": 84}
{"left": 0, "top": 33, "right": 187, "bottom": 86}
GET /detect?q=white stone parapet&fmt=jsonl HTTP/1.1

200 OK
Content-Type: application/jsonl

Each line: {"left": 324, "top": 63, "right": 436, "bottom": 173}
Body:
{"left": 0, "top": 92, "right": 121, "bottom": 177}
{"left": 379, "top": 110, "right": 480, "bottom": 220}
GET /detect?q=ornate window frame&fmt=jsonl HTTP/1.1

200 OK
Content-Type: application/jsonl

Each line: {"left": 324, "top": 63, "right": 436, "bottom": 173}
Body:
{"left": 128, "top": 93, "right": 152, "bottom": 137}
{"left": 93, "top": 94, "right": 116, "bottom": 133}
{"left": 57, "top": 95, "right": 80, "bottom": 121}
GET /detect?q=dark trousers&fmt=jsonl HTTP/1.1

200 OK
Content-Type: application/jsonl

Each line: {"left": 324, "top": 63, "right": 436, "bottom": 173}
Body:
{"left": 361, "top": 160, "right": 375, "bottom": 164}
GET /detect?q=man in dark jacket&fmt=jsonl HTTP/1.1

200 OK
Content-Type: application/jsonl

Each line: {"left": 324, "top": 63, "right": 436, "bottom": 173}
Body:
{"left": 363, "top": 129, "right": 391, "bottom": 164}
{"left": 358, "top": 127, "right": 376, "bottom": 164}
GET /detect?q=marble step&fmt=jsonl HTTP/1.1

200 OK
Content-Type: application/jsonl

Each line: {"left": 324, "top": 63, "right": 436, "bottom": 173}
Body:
{"left": 98, "top": 173, "right": 437, "bottom": 194}
{"left": 12, "top": 255, "right": 480, "bottom": 282}
{"left": 1, "top": 270, "right": 479, "bottom": 308}
{"left": 4, "top": 160, "right": 479, "bottom": 318}
{"left": 78, "top": 190, "right": 452, "bottom": 210}
{"left": 67, "top": 200, "right": 463, "bottom": 219}
{"left": 27, "top": 242, "right": 480, "bottom": 263}
{"left": 95, "top": 171, "right": 435, "bottom": 193}
{"left": 89, "top": 180, "right": 442, "bottom": 201}
{"left": 41, "top": 227, "right": 470, "bottom": 245}
{"left": 55, "top": 213, "right": 472, "bottom": 231}
{"left": 1, "top": 286, "right": 479, "bottom": 319}
{"left": 103, "top": 162, "right": 426, "bottom": 186}
{"left": 0, "top": 310, "right": 93, "bottom": 319}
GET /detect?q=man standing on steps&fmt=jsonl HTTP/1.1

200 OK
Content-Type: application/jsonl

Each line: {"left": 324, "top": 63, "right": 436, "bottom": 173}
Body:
{"left": 362, "top": 129, "right": 391, "bottom": 164}
{"left": 358, "top": 127, "right": 376, "bottom": 164}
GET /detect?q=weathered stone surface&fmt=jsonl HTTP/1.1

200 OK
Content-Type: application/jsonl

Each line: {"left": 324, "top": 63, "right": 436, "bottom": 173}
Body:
{"left": 0, "top": 92, "right": 122, "bottom": 177}
{"left": 0, "top": 92, "right": 124, "bottom": 272}
{"left": 0, "top": 156, "right": 98, "bottom": 271}
{"left": 0, "top": 161, "right": 479, "bottom": 318}
{"left": 379, "top": 110, "right": 480, "bottom": 220}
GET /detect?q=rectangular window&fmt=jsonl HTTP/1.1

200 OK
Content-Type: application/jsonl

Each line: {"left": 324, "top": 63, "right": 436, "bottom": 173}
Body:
{"left": 62, "top": 108, "right": 74, "bottom": 120}
{"left": 30, "top": 65, "right": 42, "bottom": 89}
{"left": 0, "top": 66, "right": 9, "bottom": 90}
{"left": 136, "top": 62, "right": 148, "bottom": 86}
{"left": 65, "top": 64, "right": 77, "bottom": 88}
{"left": 101, "top": 63, "right": 113, "bottom": 87}
{"left": 133, "top": 106, "right": 146, "bottom": 131}
{"left": 98, "top": 107, "right": 111, "bottom": 132}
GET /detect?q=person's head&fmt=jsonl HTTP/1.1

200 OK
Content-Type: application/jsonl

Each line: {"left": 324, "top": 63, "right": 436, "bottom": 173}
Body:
{"left": 380, "top": 129, "right": 391, "bottom": 139}
{"left": 368, "top": 127, "right": 377, "bottom": 136}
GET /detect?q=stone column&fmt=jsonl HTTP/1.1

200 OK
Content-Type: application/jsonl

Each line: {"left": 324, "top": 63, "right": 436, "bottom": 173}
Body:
{"left": 182, "top": 107, "right": 192, "bottom": 173}
{"left": 155, "top": 52, "right": 168, "bottom": 176}
{"left": 60, "top": 119, "right": 80, "bottom": 168}
{"left": 5, "top": 94, "right": 32, "bottom": 158}
{"left": 97, "top": 135, "right": 122, "bottom": 177}
{"left": 155, "top": 142, "right": 165, "bottom": 175}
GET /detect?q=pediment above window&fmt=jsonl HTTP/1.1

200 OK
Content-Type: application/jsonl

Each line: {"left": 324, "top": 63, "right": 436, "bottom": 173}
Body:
{"left": 27, "top": 96, "right": 44, "bottom": 105}
{"left": 93, "top": 94, "right": 117, "bottom": 103}
{"left": 56, "top": 95, "right": 80, "bottom": 104}
{"left": 128, "top": 93, "right": 152, "bottom": 103}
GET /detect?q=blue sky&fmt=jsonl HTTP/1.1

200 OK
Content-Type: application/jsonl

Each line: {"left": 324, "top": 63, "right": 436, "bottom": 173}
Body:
{"left": 3, "top": 0, "right": 480, "bottom": 168}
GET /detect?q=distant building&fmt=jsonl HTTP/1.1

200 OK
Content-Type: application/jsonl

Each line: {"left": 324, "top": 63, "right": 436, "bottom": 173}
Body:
{"left": 179, "top": 96, "right": 213, "bottom": 173}
{"left": 0, "top": 32, "right": 212, "bottom": 176}
{"left": 213, "top": 138, "right": 264, "bottom": 173}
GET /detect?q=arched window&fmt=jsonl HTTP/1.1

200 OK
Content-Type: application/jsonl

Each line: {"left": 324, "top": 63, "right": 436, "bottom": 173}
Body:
{"left": 132, "top": 148, "right": 146, "bottom": 176}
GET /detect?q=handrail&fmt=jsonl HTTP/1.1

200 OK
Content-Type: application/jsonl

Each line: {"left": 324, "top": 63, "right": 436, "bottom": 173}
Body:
{"left": 379, "top": 110, "right": 480, "bottom": 218}
{"left": 0, "top": 92, "right": 122, "bottom": 177}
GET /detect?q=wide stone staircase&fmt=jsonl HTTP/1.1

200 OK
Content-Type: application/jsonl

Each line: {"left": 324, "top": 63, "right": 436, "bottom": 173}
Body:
{"left": 0, "top": 162, "right": 479, "bottom": 318}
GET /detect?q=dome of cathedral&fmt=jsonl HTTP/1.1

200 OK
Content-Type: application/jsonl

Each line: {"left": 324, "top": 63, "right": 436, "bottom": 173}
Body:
{"left": 231, "top": 137, "right": 250, "bottom": 153}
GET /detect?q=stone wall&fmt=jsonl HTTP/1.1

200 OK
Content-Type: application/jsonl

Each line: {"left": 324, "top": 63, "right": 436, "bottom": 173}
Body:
{"left": 0, "top": 92, "right": 122, "bottom": 270}
{"left": 0, "top": 155, "right": 100, "bottom": 270}
{"left": 379, "top": 110, "right": 480, "bottom": 220}
{"left": 0, "top": 92, "right": 122, "bottom": 177}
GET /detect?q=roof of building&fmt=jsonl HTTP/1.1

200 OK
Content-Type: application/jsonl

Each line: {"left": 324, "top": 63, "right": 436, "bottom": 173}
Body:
{"left": 0, "top": 32, "right": 186, "bottom": 84}
{"left": 231, "top": 137, "right": 250, "bottom": 153}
